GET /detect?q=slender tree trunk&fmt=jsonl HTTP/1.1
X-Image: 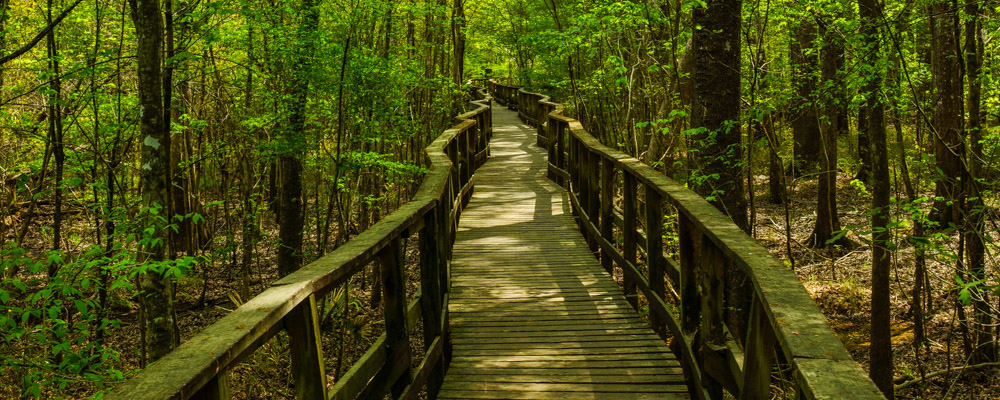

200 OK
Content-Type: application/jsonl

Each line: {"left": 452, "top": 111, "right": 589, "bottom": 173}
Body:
{"left": 129, "top": 0, "right": 176, "bottom": 363}
{"left": 963, "top": 1, "right": 994, "bottom": 363}
{"left": 46, "top": 0, "right": 65, "bottom": 279}
{"left": 451, "top": 0, "right": 465, "bottom": 86}
{"left": 0, "top": 0, "right": 7, "bottom": 87}
{"left": 808, "top": 14, "right": 846, "bottom": 249}
{"left": 860, "top": 0, "right": 892, "bottom": 397}
{"left": 278, "top": 0, "right": 320, "bottom": 276}
{"left": 789, "top": 18, "right": 820, "bottom": 175}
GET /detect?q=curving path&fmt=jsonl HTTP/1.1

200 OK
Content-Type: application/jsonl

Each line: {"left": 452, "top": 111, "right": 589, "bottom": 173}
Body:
{"left": 438, "top": 106, "right": 690, "bottom": 399}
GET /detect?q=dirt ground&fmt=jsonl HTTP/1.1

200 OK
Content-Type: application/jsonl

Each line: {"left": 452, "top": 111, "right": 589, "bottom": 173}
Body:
{"left": 750, "top": 172, "right": 1000, "bottom": 399}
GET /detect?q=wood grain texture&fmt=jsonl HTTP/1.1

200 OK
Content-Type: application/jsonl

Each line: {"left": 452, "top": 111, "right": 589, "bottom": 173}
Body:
{"left": 441, "top": 106, "right": 689, "bottom": 399}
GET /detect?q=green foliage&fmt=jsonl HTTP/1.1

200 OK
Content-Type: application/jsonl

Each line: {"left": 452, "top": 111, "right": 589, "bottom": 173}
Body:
{"left": 0, "top": 243, "right": 125, "bottom": 398}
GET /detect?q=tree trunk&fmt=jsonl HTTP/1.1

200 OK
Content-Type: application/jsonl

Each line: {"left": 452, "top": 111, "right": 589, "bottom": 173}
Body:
{"left": 860, "top": 0, "right": 892, "bottom": 397}
{"left": 129, "top": 0, "right": 176, "bottom": 363}
{"left": 929, "top": 0, "right": 964, "bottom": 227}
{"left": 690, "top": 0, "right": 750, "bottom": 365}
{"left": 808, "top": 15, "right": 847, "bottom": 248}
{"left": 789, "top": 18, "right": 820, "bottom": 175}
{"left": 689, "top": 0, "right": 746, "bottom": 232}
{"left": 0, "top": 0, "right": 8, "bottom": 87}
{"left": 451, "top": 0, "right": 465, "bottom": 87}
{"left": 963, "top": 1, "right": 994, "bottom": 363}
{"left": 278, "top": 0, "right": 320, "bottom": 277}
{"left": 46, "top": 0, "right": 65, "bottom": 279}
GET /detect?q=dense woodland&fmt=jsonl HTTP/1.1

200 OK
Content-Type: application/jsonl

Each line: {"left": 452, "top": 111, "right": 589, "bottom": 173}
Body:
{"left": 0, "top": 0, "right": 999, "bottom": 398}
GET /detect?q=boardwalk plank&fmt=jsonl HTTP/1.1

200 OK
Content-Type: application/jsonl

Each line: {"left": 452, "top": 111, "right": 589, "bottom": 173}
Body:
{"left": 441, "top": 106, "right": 689, "bottom": 398}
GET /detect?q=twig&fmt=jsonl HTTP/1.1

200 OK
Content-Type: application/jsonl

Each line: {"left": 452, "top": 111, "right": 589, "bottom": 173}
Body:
{"left": 896, "top": 361, "right": 1000, "bottom": 391}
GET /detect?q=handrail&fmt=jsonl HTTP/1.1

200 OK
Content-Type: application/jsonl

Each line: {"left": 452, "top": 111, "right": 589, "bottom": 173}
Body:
{"left": 491, "top": 79, "right": 885, "bottom": 400}
{"left": 107, "top": 87, "right": 493, "bottom": 400}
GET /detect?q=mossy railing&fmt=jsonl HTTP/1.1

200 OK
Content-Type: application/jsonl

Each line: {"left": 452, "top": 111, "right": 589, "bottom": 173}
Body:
{"left": 491, "top": 80, "right": 884, "bottom": 400}
{"left": 106, "top": 88, "right": 492, "bottom": 400}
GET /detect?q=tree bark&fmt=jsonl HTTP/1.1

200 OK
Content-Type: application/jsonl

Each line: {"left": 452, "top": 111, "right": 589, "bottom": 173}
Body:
{"left": 860, "top": 0, "right": 892, "bottom": 397}
{"left": 807, "top": 14, "right": 847, "bottom": 249}
{"left": 690, "top": 0, "right": 750, "bottom": 355}
{"left": 451, "top": 0, "right": 465, "bottom": 86}
{"left": 46, "top": 0, "right": 65, "bottom": 279}
{"left": 129, "top": 0, "right": 176, "bottom": 363}
{"left": 929, "top": 0, "right": 964, "bottom": 227}
{"left": 278, "top": 0, "right": 320, "bottom": 277}
{"left": 789, "top": 18, "right": 820, "bottom": 175}
{"left": 690, "top": 0, "right": 746, "bottom": 232}
{"left": 963, "top": 1, "right": 994, "bottom": 363}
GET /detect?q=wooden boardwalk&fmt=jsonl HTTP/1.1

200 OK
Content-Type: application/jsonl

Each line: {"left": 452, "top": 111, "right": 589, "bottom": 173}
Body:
{"left": 439, "top": 107, "right": 690, "bottom": 399}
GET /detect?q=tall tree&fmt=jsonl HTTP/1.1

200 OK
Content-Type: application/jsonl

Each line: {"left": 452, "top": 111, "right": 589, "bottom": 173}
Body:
{"left": 277, "top": 0, "right": 321, "bottom": 277}
{"left": 860, "top": 0, "right": 892, "bottom": 397}
{"left": 929, "top": 0, "right": 963, "bottom": 227}
{"left": 807, "top": 11, "right": 847, "bottom": 248}
{"left": 452, "top": 0, "right": 466, "bottom": 86}
{"left": 129, "top": 0, "right": 176, "bottom": 363}
{"left": 689, "top": 0, "right": 746, "bottom": 232}
{"left": 46, "top": 0, "right": 65, "bottom": 279}
{"left": 963, "top": 1, "right": 994, "bottom": 363}
{"left": 788, "top": 17, "right": 820, "bottom": 175}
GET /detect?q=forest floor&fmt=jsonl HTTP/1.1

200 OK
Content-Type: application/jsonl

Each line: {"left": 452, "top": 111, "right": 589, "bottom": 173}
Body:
{"left": 4, "top": 169, "right": 998, "bottom": 399}
{"left": 751, "top": 171, "right": 1000, "bottom": 399}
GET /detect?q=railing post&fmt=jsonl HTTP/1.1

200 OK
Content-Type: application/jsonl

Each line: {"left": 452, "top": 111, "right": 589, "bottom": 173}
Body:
{"left": 740, "top": 296, "right": 776, "bottom": 400}
{"left": 438, "top": 190, "right": 453, "bottom": 365}
{"left": 285, "top": 294, "right": 326, "bottom": 400}
{"left": 466, "top": 126, "right": 474, "bottom": 181}
{"left": 584, "top": 151, "right": 600, "bottom": 253}
{"left": 459, "top": 129, "right": 470, "bottom": 188}
{"left": 701, "top": 240, "right": 726, "bottom": 400}
{"left": 678, "top": 212, "right": 701, "bottom": 333}
{"left": 644, "top": 184, "right": 666, "bottom": 338}
{"left": 419, "top": 206, "right": 445, "bottom": 398}
{"left": 557, "top": 122, "right": 566, "bottom": 174}
{"left": 571, "top": 137, "right": 580, "bottom": 196}
{"left": 191, "top": 374, "right": 231, "bottom": 400}
{"left": 580, "top": 150, "right": 593, "bottom": 251}
{"left": 599, "top": 158, "right": 614, "bottom": 273}
{"left": 379, "top": 237, "right": 411, "bottom": 398}
{"left": 546, "top": 116, "right": 557, "bottom": 182}
{"left": 622, "top": 173, "right": 638, "bottom": 309}
{"left": 579, "top": 141, "right": 585, "bottom": 200}
{"left": 475, "top": 114, "right": 485, "bottom": 168}
{"left": 587, "top": 152, "right": 600, "bottom": 226}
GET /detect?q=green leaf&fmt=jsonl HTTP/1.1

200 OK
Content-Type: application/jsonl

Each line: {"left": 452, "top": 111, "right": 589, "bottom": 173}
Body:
{"left": 959, "top": 288, "right": 972, "bottom": 306}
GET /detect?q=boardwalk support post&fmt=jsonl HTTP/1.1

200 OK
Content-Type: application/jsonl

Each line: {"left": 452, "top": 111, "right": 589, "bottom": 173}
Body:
{"left": 645, "top": 184, "right": 666, "bottom": 339}
{"left": 600, "top": 158, "right": 614, "bottom": 273}
{"left": 740, "top": 297, "right": 776, "bottom": 400}
{"left": 191, "top": 374, "right": 230, "bottom": 400}
{"left": 419, "top": 206, "right": 445, "bottom": 398}
{"left": 380, "top": 237, "right": 412, "bottom": 397}
{"left": 622, "top": 174, "right": 639, "bottom": 309}
{"left": 286, "top": 295, "right": 326, "bottom": 400}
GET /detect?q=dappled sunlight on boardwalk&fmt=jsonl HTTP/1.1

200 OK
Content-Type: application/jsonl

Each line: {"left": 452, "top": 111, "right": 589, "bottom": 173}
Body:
{"left": 440, "top": 107, "right": 690, "bottom": 399}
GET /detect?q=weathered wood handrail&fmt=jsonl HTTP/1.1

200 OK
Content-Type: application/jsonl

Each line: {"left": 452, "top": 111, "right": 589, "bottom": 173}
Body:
{"left": 491, "top": 80, "right": 884, "bottom": 400}
{"left": 107, "top": 87, "right": 493, "bottom": 400}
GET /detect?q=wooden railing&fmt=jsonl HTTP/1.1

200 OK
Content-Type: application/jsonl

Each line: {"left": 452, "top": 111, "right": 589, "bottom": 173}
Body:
{"left": 492, "top": 80, "right": 885, "bottom": 400}
{"left": 107, "top": 88, "right": 493, "bottom": 400}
